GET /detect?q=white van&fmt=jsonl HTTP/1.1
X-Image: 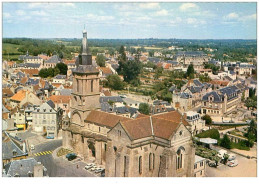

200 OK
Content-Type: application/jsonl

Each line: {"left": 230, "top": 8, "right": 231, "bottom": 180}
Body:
{"left": 218, "top": 149, "right": 227, "bottom": 159}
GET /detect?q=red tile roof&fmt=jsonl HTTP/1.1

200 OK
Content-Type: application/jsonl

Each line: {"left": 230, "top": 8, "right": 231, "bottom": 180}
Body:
{"left": 10, "top": 90, "right": 27, "bottom": 102}
{"left": 85, "top": 110, "right": 131, "bottom": 128}
{"left": 48, "top": 95, "right": 71, "bottom": 104}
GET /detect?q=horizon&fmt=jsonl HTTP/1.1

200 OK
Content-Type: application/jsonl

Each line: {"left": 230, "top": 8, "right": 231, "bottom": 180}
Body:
{"left": 3, "top": 2, "right": 257, "bottom": 39}
{"left": 3, "top": 37, "right": 257, "bottom": 41}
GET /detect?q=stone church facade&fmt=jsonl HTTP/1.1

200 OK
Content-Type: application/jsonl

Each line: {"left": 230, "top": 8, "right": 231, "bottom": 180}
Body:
{"left": 62, "top": 29, "right": 195, "bottom": 177}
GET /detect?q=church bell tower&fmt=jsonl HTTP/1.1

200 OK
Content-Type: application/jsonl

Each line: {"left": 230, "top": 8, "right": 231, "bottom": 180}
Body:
{"left": 70, "top": 27, "right": 100, "bottom": 127}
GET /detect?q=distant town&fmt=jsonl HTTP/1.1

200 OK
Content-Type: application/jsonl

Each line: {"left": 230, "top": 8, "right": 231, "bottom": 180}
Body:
{"left": 2, "top": 26, "right": 257, "bottom": 177}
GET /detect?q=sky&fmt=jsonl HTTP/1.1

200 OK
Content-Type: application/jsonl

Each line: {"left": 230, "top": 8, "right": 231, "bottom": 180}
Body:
{"left": 2, "top": 2, "right": 257, "bottom": 39}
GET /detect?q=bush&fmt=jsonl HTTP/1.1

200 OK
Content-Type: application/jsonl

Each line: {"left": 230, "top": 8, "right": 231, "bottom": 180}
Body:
{"left": 139, "top": 103, "right": 150, "bottom": 115}
{"left": 196, "top": 129, "right": 220, "bottom": 140}
{"left": 231, "top": 141, "right": 250, "bottom": 151}
{"left": 220, "top": 134, "right": 231, "bottom": 149}
{"left": 106, "top": 74, "right": 125, "bottom": 90}
{"left": 202, "top": 114, "right": 212, "bottom": 125}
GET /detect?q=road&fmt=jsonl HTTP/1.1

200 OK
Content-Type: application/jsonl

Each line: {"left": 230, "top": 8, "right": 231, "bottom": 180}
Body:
{"left": 32, "top": 140, "right": 96, "bottom": 177}
{"left": 206, "top": 154, "right": 257, "bottom": 177}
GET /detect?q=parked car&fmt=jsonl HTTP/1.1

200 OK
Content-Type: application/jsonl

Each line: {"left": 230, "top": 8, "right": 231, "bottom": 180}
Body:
{"left": 228, "top": 153, "right": 236, "bottom": 161}
{"left": 46, "top": 135, "right": 54, "bottom": 139}
{"left": 89, "top": 165, "right": 97, "bottom": 171}
{"left": 208, "top": 161, "right": 217, "bottom": 167}
{"left": 227, "top": 160, "right": 238, "bottom": 167}
{"left": 66, "top": 153, "right": 77, "bottom": 161}
{"left": 85, "top": 163, "right": 95, "bottom": 170}
{"left": 95, "top": 167, "right": 105, "bottom": 173}
{"left": 101, "top": 169, "right": 105, "bottom": 177}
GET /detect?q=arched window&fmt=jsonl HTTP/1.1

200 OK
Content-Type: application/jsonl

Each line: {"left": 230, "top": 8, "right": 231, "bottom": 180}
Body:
{"left": 91, "top": 80, "right": 93, "bottom": 92}
{"left": 153, "top": 153, "right": 155, "bottom": 170}
{"left": 149, "top": 153, "right": 152, "bottom": 170}
{"left": 149, "top": 153, "right": 155, "bottom": 171}
{"left": 139, "top": 156, "right": 142, "bottom": 174}
{"left": 176, "top": 147, "right": 185, "bottom": 170}
{"left": 124, "top": 156, "right": 127, "bottom": 177}
{"left": 77, "top": 79, "right": 79, "bottom": 92}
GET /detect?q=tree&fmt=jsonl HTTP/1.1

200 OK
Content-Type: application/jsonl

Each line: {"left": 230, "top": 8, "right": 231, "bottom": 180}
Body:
{"left": 186, "top": 64, "right": 195, "bottom": 79}
{"left": 201, "top": 114, "right": 212, "bottom": 125}
{"left": 199, "top": 73, "right": 211, "bottom": 82}
{"left": 39, "top": 68, "right": 48, "bottom": 78}
{"left": 117, "top": 46, "right": 127, "bottom": 75}
{"left": 154, "top": 67, "right": 163, "bottom": 79}
{"left": 122, "top": 60, "right": 141, "bottom": 84}
{"left": 244, "top": 119, "right": 257, "bottom": 143}
{"left": 54, "top": 66, "right": 60, "bottom": 76}
{"left": 96, "top": 54, "right": 106, "bottom": 67}
{"left": 139, "top": 103, "right": 150, "bottom": 115}
{"left": 222, "top": 153, "right": 229, "bottom": 165}
{"left": 245, "top": 98, "right": 256, "bottom": 110}
{"left": 47, "top": 68, "right": 54, "bottom": 77}
{"left": 106, "top": 74, "right": 125, "bottom": 90}
{"left": 56, "top": 63, "right": 68, "bottom": 75}
{"left": 220, "top": 134, "right": 231, "bottom": 149}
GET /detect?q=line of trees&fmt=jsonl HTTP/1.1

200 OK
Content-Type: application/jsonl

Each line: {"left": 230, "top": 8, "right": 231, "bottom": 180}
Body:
{"left": 39, "top": 63, "right": 68, "bottom": 78}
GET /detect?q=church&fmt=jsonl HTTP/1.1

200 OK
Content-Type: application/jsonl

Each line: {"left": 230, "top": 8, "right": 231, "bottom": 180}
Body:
{"left": 62, "top": 28, "right": 195, "bottom": 177}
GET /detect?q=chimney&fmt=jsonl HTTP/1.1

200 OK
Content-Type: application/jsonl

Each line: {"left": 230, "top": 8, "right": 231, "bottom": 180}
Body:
{"left": 34, "top": 162, "right": 44, "bottom": 177}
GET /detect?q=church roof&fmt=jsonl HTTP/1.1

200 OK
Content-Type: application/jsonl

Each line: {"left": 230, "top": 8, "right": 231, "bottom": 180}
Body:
{"left": 120, "top": 110, "right": 190, "bottom": 140}
{"left": 85, "top": 110, "right": 131, "bottom": 128}
{"left": 73, "top": 65, "right": 99, "bottom": 74}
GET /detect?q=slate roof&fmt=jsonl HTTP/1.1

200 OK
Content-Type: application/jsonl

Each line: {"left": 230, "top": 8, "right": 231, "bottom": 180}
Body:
{"left": 32, "top": 100, "right": 56, "bottom": 113}
{"left": 54, "top": 74, "right": 66, "bottom": 79}
{"left": 169, "top": 85, "right": 177, "bottom": 93}
{"left": 180, "top": 92, "right": 192, "bottom": 99}
{"left": 2, "top": 131, "right": 27, "bottom": 160}
{"left": 45, "top": 55, "right": 60, "bottom": 63}
{"left": 193, "top": 79, "right": 203, "bottom": 87}
{"left": 100, "top": 96, "right": 123, "bottom": 103}
{"left": 4, "top": 158, "right": 39, "bottom": 177}
{"left": 111, "top": 64, "right": 119, "bottom": 71}
{"left": 101, "top": 102, "right": 138, "bottom": 116}
{"left": 202, "top": 91, "right": 223, "bottom": 102}
{"left": 224, "top": 76, "right": 233, "bottom": 81}
{"left": 73, "top": 64, "right": 99, "bottom": 74}
{"left": 188, "top": 86, "right": 202, "bottom": 94}
{"left": 60, "top": 89, "right": 72, "bottom": 96}
{"left": 176, "top": 51, "right": 206, "bottom": 57}
{"left": 148, "top": 57, "right": 161, "bottom": 64}
{"left": 26, "top": 78, "right": 39, "bottom": 86}
{"left": 18, "top": 63, "right": 41, "bottom": 69}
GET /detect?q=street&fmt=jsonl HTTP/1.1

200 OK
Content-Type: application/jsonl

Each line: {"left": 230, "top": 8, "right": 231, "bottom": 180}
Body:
{"left": 206, "top": 154, "right": 257, "bottom": 177}
{"left": 31, "top": 140, "right": 96, "bottom": 177}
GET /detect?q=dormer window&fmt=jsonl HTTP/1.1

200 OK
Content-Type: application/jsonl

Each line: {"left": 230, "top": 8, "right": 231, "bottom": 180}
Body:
{"left": 12, "top": 149, "right": 17, "bottom": 156}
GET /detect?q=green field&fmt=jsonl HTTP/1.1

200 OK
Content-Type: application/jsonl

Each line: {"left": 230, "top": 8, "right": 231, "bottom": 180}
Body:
{"left": 2, "top": 43, "right": 22, "bottom": 54}
{"left": 2, "top": 43, "right": 23, "bottom": 61}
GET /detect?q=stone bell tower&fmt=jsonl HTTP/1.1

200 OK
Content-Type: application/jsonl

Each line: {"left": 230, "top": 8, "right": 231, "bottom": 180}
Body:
{"left": 70, "top": 27, "right": 100, "bottom": 127}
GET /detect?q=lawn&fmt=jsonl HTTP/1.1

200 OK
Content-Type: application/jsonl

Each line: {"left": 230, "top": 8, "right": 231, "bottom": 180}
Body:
{"left": 2, "top": 43, "right": 22, "bottom": 54}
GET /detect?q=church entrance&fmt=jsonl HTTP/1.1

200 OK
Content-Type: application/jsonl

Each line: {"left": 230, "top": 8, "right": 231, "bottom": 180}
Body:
{"left": 88, "top": 142, "right": 96, "bottom": 158}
